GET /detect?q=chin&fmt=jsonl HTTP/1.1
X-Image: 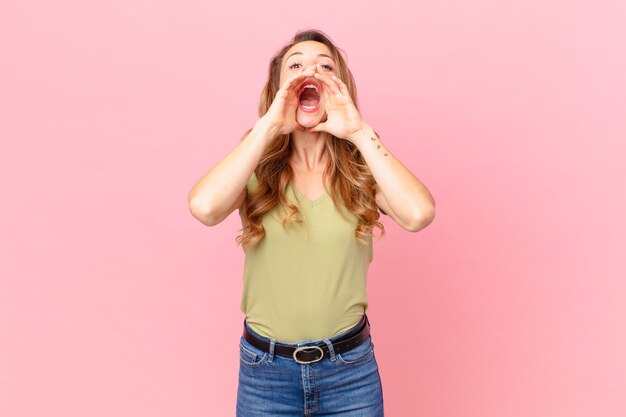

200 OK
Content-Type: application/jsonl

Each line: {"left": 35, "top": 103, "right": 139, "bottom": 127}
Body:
{"left": 296, "top": 116, "right": 321, "bottom": 128}
{"left": 297, "top": 112, "right": 327, "bottom": 128}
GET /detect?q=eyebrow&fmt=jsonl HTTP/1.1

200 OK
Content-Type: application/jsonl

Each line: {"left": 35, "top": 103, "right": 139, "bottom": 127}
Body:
{"left": 286, "top": 52, "right": 335, "bottom": 61}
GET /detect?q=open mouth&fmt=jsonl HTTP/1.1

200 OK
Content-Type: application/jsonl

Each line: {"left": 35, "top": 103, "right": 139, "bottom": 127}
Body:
{"left": 298, "top": 81, "right": 321, "bottom": 112}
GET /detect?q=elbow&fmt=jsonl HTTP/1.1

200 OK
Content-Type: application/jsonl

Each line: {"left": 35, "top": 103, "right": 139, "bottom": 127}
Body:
{"left": 407, "top": 206, "right": 436, "bottom": 233}
{"left": 188, "top": 197, "right": 217, "bottom": 227}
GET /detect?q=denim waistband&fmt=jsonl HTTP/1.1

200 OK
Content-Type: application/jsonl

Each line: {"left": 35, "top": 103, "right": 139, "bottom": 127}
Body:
{"left": 244, "top": 313, "right": 368, "bottom": 347}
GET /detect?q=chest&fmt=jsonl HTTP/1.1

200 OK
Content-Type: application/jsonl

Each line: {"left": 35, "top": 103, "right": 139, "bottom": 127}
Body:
{"left": 289, "top": 171, "right": 331, "bottom": 202}
{"left": 262, "top": 185, "right": 359, "bottom": 246}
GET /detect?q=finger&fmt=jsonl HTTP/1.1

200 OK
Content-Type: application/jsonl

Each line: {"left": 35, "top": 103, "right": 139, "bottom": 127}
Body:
{"left": 283, "top": 70, "right": 305, "bottom": 91}
{"left": 281, "top": 68, "right": 313, "bottom": 92}
{"left": 316, "top": 63, "right": 343, "bottom": 94}
{"left": 314, "top": 67, "right": 341, "bottom": 96}
{"left": 276, "top": 71, "right": 301, "bottom": 97}
{"left": 331, "top": 74, "right": 350, "bottom": 97}
{"left": 308, "top": 122, "right": 326, "bottom": 133}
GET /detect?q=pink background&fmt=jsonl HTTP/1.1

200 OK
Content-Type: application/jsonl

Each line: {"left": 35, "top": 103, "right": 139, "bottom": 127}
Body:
{"left": 1, "top": 1, "right": 624, "bottom": 416}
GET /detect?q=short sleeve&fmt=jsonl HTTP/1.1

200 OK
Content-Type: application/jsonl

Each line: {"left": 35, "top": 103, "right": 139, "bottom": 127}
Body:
{"left": 239, "top": 172, "right": 258, "bottom": 219}
{"left": 373, "top": 182, "right": 387, "bottom": 215}
{"left": 246, "top": 171, "right": 258, "bottom": 194}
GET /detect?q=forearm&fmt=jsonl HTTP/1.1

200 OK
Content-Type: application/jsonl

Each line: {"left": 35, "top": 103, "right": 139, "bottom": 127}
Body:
{"left": 188, "top": 118, "right": 278, "bottom": 223}
{"left": 349, "top": 121, "right": 436, "bottom": 225}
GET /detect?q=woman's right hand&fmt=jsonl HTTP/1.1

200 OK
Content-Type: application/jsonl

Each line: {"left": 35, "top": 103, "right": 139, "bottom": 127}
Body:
{"left": 259, "top": 67, "right": 316, "bottom": 136}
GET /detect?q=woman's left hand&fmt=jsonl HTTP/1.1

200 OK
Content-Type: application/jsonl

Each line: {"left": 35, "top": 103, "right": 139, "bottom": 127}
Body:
{"left": 306, "top": 64, "right": 365, "bottom": 142}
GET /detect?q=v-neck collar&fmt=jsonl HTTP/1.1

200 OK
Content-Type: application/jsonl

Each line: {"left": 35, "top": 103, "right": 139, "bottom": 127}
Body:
{"left": 289, "top": 181, "right": 329, "bottom": 206}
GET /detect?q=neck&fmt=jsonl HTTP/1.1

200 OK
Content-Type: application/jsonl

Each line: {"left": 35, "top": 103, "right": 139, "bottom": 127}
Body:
{"left": 290, "top": 130, "right": 329, "bottom": 170}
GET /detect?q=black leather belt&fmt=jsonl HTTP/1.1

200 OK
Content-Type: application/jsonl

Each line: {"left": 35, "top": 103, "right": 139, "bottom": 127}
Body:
{"left": 242, "top": 314, "right": 371, "bottom": 364}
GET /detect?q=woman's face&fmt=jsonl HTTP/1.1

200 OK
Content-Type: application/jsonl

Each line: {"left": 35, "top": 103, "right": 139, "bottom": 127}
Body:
{"left": 279, "top": 40, "right": 336, "bottom": 129}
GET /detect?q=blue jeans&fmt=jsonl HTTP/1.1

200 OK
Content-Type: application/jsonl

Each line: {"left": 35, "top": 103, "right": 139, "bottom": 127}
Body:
{"left": 237, "top": 315, "right": 384, "bottom": 416}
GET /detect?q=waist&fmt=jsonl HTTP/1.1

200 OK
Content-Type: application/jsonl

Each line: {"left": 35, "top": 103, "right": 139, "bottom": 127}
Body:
{"left": 244, "top": 308, "right": 368, "bottom": 344}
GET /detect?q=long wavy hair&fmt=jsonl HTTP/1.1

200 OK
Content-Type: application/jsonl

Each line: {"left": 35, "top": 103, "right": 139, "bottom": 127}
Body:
{"left": 236, "top": 29, "right": 385, "bottom": 250}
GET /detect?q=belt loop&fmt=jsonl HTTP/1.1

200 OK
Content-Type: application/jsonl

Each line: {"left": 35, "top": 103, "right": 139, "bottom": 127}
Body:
{"left": 323, "top": 338, "right": 337, "bottom": 362}
{"left": 268, "top": 338, "right": 276, "bottom": 363}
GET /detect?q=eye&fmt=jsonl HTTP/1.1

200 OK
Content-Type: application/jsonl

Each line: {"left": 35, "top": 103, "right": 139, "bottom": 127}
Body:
{"left": 289, "top": 62, "right": 334, "bottom": 71}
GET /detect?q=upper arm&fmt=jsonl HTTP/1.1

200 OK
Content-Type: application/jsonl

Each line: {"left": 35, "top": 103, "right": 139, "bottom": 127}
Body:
{"left": 375, "top": 187, "right": 391, "bottom": 217}
{"left": 375, "top": 188, "right": 411, "bottom": 230}
{"left": 231, "top": 187, "right": 247, "bottom": 217}
{"left": 213, "top": 170, "right": 257, "bottom": 225}
{"left": 203, "top": 187, "right": 246, "bottom": 226}
{"left": 375, "top": 188, "right": 434, "bottom": 232}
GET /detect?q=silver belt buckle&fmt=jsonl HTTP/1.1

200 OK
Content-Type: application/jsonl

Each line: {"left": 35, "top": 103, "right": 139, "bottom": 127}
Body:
{"left": 292, "top": 345, "right": 324, "bottom": 364}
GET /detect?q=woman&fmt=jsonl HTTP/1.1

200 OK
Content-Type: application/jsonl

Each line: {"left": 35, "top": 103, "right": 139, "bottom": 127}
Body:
{"left": 189, "top": 29, "right": 435, "bottom": 416}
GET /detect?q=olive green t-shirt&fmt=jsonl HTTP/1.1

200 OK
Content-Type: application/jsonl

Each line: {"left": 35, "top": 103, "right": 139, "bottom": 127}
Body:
{"left": 238, "top": 172, "right": 373, "bottom": 343}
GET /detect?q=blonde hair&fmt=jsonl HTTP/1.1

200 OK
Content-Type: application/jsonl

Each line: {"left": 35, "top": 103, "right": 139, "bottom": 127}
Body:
{"left": 236, "top": 29, "right": 385, "bottom": 250}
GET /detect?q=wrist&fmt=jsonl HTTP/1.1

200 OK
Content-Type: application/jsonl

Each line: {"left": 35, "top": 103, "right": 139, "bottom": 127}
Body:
{"left": 254, "top": 117, "right": 280, "bottom": 140}
{"left": 348, "top": 121, "right": 377, "bottom": 146}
